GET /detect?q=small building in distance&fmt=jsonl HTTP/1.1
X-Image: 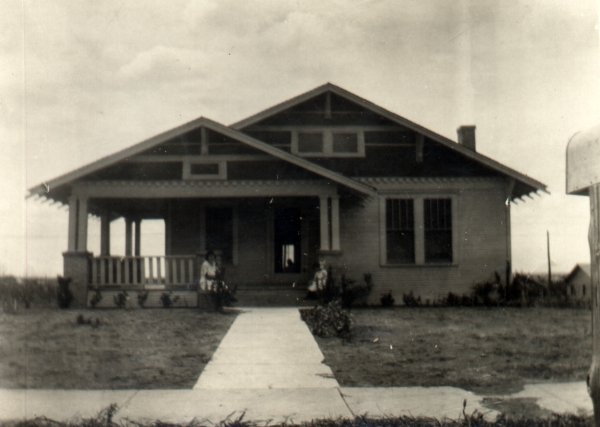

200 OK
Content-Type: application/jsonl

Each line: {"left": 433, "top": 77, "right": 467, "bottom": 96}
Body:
{"left": 565, "top": 263, "right": 591, "bottom": 303}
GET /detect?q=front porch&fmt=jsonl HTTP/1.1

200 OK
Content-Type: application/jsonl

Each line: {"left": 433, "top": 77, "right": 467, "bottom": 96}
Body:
{"left": 63, "top": 179, "right": 347, "bottom": 307}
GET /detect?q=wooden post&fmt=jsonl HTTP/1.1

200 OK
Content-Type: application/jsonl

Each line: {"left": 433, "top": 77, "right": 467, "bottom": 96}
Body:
{"left": 566, "top": 125, "right": 600, "bottom": 425}
{"left": 76, "top": 197, "right": 88, "bottom": 252}
{"left": 125, "top": 218, "right": 133, "bottom": 256}
{"left": 67, "top": 196, "right": 78, "bottom": 251}
{"left": 319, "top": 196, "right": 330, "bottom": 251}
{"left": 100, "top": 212, "right": 110, "bottom": 256}
{"left": 331, "top": 195, "right": 340, "bottom": 251}
{"left": 589, "top": 184, "right": 600, "bottom": 426}
{"left": 134, "top": 219, "right": 141, "bottom": 256}
{"left": 547, "top": 230, "right": 552, "bottom": 287}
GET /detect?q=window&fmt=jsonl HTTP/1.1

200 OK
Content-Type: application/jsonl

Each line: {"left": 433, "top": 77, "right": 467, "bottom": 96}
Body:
{"left": 424, "top": 198, "right": 453, "bottom": 263}
{"left": 190, "top": 163, "right": 219, "bottom": 175}
{"left": 332, "top": 133, "right": 359, "bottom": 153}
{"left": 206, "top": 208, "right": 233, "bottom": 262}
{"left": 382, "top": 196, "right": 454, "bottom": 265}
{"left": 291, "top": 129, "right": 365, "bottom": 157}
{"left": 386, "top": 199, "right": 415, "bottom": 263}
{"left": 183, "top": 160, "right": 226, "bottom": 179}
{"left": 297, "top": 132, "right": 324, "bottom": 153}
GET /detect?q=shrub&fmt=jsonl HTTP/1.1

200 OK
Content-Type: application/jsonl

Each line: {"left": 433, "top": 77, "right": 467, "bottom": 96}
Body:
{"left": 402, "top": 291, "right": 421, "bottom": 307}
{"left": 472, "top": 280, "right": 501, "bottom": 306}
{"left": 89, "top": 289, "right": 103, "bottom": 308}
{"left": 76, "top": 314, "right": 101, "bottom": 328}
{"left": 1, "top": 276, "right": 57, "bottom": 312}
{"left": 160, "top": 291, "right": 179, "bottom": 308}
{"left": 137, "top": 290, "right": 149, "bottom": 308}
{"left": 380, "top": 290, "right": 395, "bottom": 307}
{"left": 113, "top": 291, "right": 129, "bottom": 309}
{"left": 203, "top": 280, "right": 237, "bottom": 312}
{"left": 340, "top": 273, "right": 373, "bottom": 308}
{"left": 301, "top": 300, "right": 352, "bottom": 339}
{"left": 321, "top": 266, "right": 338, "bottom": 304}
{"left": 506, "top": 273, "right": 548, "bottom": 307}
{"left": 57, "top": 276, "right": 73, "bottom": 309}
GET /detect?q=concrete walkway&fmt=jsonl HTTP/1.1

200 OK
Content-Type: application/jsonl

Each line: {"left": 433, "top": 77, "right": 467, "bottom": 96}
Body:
{"left": 0, "top": 307, "right": 593, "bottom": 423}
{"left": 194, "top": 308, "right": 339, "bottom": 389}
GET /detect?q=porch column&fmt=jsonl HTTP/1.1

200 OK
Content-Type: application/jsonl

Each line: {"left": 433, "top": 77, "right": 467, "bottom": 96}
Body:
{"left": 76, "top": 196, "right": 88, "bottom": 252}
{"left": 125, "top": 218, "right": 133, "bottom": 256}
{"left": 67, "top": 195, "right": 77, "bottom": 251}
{"left": 100, "top": 212, "right": 111, "bottom": 256}
{"left": 319, "top": 195, "right": 330, "bottom": 251}
{"left": 134, "top": 219, "right": 141, "bottom": 256}
{"left": 414, "top": 197, "right": 425, "bottom": 264}
{"left": 331, "top": 195, "right": 340, "bottom": 251}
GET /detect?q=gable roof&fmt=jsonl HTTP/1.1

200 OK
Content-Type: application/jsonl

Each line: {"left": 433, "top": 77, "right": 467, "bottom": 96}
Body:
{"left": 28, "top": 116, "right": 376, "bottom": 201}
{"left": 566, "top": 263, "right": 591, "bottom": 282}
{"left": 231, "top": 82, "right": 547, "bottom": 199}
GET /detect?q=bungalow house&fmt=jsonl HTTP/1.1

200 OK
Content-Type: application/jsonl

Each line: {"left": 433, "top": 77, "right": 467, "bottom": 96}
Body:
{"left": 565, "top": 263, "right": 591, "bottom": 303}
{"left": 29, "top": 83, "right": 546, "bottom": 307}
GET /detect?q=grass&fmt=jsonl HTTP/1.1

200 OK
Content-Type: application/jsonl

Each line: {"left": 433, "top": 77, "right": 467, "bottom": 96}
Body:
{"left": 311, "top": 307, "right": 591, "bottom": 394}
{"left": 0, "top": 411, "right": 592, "bottom": 427}
{"left": 0, "top": 308, "right": 237, "bottom": 389}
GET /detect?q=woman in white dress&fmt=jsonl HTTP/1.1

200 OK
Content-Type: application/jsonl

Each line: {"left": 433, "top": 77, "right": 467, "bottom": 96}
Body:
{"left": 199, "top": 251, "right": 219, "bottom": 291}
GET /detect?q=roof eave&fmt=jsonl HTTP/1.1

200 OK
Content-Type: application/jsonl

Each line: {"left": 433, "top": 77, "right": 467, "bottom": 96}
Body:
{"left": 28, "top": 115, "right": 377, "bottom": 201}
{"left": 231, "top": 82, "right": 547, "bottom": 197}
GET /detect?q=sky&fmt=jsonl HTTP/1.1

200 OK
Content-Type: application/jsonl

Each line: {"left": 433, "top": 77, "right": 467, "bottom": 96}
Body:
{"left": 1, "top": 0, "right": 599, "bottom": 277}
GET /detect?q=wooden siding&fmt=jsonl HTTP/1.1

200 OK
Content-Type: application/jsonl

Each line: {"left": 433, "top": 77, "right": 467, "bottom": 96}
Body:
{"left": 240, "top": 93, "right": 505, "bottom": 179}
{"left": 226, "top": 160, "right": 318, "bottom": 180}
{"left": 250, "top": 93, "right": 400, "bottom": 127}
{"left": 336, "top": 179, "right": 510, "bottom": 304}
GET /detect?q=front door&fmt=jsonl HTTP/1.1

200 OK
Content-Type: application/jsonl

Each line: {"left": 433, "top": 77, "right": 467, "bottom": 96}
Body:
{"left": 273, "top": 208, "right": 302, "bottom": 273}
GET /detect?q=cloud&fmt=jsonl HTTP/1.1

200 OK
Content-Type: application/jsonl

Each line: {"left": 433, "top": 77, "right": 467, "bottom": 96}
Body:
{"left": 117, "top": 45, "right": 210, "bottom": 82}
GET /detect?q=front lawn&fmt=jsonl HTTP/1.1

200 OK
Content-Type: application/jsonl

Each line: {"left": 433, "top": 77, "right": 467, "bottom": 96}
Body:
{"left": 0, "top": 308, "right": 236, "bottom": 389}
{"left": 312, "top": 307, "right": 591, "bottom": 394}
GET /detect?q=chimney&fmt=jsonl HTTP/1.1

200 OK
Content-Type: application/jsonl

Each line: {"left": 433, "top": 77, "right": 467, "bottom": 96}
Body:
{"left": 457, "top": 125, "right": 476, "bottom": 151}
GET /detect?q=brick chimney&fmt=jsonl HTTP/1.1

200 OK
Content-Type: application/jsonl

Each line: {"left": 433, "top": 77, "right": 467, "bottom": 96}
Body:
{"left": 457, "top": 125, "right": 476, "bottom": 151}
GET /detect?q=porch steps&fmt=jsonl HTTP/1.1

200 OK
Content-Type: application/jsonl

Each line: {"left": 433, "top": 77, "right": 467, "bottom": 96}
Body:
{"left": 233, "top": 285, "right": 315, "bottom": 307}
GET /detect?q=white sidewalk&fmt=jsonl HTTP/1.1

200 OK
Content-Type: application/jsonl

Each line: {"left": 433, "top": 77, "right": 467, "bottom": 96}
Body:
{"left": 194, "top": 307, "right": 340, "bottom": 389}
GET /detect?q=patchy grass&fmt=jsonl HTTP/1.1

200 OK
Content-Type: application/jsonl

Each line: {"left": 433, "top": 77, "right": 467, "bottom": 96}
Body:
{"left": 0, "top": 410, "right": 592, "bottom": 427}
{"left": 0, "top": 308, "right": 237, "bottom": 389}
{"left": 311, "top": 307, "right": 591, "bottom": 394}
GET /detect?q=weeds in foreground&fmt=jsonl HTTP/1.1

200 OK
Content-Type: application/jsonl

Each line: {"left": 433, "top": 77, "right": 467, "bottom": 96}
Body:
{"left": 0, "top": 401, "right": 591, "bottom": 427}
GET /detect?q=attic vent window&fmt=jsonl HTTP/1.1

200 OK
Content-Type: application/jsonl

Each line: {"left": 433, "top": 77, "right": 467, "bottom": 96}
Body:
{"left": 183, "top": 160, "right": 227, "bottom": 180}
{"left": 191, "top": 163, "right": 219, "bottom": 175}
{"left": 292, "top": 129, "right": 365, "bottom": 157}
{"left": 332, "top": 133, "right": 358, "bottom": 153}
{"left": 297, "top": 132, "right": 324, "bottom": 153}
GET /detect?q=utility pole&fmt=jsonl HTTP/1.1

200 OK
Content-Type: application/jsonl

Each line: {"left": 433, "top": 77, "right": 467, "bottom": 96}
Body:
{"left": 547, "top": 230, "right": 552, "bottom": 287}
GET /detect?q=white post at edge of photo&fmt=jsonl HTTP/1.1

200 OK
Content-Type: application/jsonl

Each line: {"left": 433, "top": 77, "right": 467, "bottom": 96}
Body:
{"left": 566, "top": 125, "right": 600, "bottom": 426}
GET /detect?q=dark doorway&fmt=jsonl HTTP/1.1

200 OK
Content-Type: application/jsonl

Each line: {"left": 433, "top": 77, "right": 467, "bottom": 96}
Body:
{"left": 274, "top": 208, "right": 302, "bottom": 273}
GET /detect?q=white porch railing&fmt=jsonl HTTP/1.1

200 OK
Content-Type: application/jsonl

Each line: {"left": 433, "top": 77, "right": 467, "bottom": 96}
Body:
{"left": 90, "top": 255, "right": 197, "bottom": 287}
